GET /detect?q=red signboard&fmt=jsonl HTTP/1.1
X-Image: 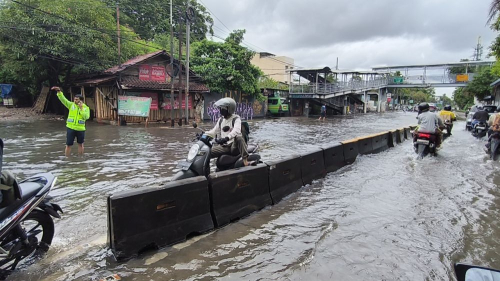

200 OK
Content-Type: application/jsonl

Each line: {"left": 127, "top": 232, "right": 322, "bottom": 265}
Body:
{"left": 151, "top": 66, "right": 166, "bottom": 82}
{"left": 139, "top": 65, "right": 151, "bottom": 80}
{"left": 162, "top": 94, "right": 192, "bottom": 109}
{"left": 140, "top": 92, "right": 159, "bottom": 110}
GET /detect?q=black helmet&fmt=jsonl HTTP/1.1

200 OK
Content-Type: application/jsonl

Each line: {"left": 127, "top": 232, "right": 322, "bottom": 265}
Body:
{"left": 418, "top": 102, "right": 429, "bottom": 112}
{"left": 444, "top": 105, "right": 451, "bottom": 111}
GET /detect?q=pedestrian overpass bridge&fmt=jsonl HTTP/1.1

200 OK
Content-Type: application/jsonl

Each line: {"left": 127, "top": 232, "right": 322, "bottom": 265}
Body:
{"left": 287, "top": 60, "right": 494, "bottom": 114}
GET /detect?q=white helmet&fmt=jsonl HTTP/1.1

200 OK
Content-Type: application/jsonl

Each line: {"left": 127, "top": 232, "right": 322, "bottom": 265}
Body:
{"left": 214, "top": 97, "right": 236, "bottom": 115}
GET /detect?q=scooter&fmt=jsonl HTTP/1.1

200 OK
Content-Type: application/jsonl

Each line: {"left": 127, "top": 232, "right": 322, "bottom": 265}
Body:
{"left": 472, "top": 121, "right": 488, "bottom": 138}
{"left": 413, "top": 131, "right": 438, "bottom": 159}
{"left": 171, "top": 123, "right": 261, "bottom": 181}
{"left": 0, "top": 139, "right": 62, "bottom": 280}
{"left": 485, "top": 132, "right": 500, "bottom": 160}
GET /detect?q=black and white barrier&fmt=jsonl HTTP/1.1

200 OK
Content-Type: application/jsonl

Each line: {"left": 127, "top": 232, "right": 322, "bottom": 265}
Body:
{"left": 266, "top": 155, "right": 303, "bottom": 204}
{"left": 107, "top": 126, "right": 413, "bottom": 260}
{"left": 108, "top": 176, "right": 214, "bottom": 260}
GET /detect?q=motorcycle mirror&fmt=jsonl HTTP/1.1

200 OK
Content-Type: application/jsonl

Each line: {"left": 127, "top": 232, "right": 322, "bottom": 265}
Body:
{"left": 454, "top": 263, "right": 500, "bottom": 281}
{"left": 192, "top": 122, "right": 198, "bottom": 129}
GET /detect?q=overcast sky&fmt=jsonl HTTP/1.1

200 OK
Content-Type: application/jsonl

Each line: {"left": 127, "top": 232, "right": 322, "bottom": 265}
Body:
{"left": 200, "top": 0, "right": 497, "bottom": 95}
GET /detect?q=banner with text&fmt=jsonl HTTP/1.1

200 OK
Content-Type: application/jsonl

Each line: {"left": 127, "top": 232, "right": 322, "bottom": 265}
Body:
{"left": 118, "top": 96, "right": 152, "bottom": 117}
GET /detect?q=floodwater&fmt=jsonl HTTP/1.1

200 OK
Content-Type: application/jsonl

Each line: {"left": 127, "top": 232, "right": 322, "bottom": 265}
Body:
{"left": 1, "top": 112, "right": 500, "bottom": 280}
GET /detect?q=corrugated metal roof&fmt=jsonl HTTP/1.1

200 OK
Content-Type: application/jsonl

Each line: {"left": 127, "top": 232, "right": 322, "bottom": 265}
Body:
{"left": 121, "top": 77, "right": 209, "bottom": 92}
{"left": 491, "top": 78, "right": 500, "bottom": 87}
{"left": 104, "top": 50, "right": 166, "bottom": 74}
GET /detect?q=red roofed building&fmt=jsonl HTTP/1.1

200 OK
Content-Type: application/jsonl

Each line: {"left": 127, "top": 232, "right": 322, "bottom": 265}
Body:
{"left": 73, "top": 50, "right": 209, "bottom": 124}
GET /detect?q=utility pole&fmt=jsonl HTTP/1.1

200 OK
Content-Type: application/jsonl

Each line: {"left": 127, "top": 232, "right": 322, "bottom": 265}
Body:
{"left": 473, "top": 36, "right": 483, "bottom": 61}
{"left": 185, "top": 3, "right": 193, "bottom": 125}
{"left": 178, "top": 20, "right": 183, "bottom": 125}
{"left": 116, "top": 1, "right": 121, "bottom": 125}
{"left": 169, "top": 0, "right": 175, "bottom": 127}
{"left": 116, "top": 2, "right": 121, "bottom": 66}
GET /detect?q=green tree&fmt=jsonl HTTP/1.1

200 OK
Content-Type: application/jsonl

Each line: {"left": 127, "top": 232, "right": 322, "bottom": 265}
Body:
{"left": 102, "top": 0, "right": 214, "bottom": 41}
{"left": 464, "top": 67, "right": 499, "bottom": 100}
{"left": 448, "top": 59, "right": 478, "bottom": 74}
{"left": 258, "top": 76, "right": 288, "bottom": 91}
{"left": 0, "top": 0, "right": 158, "bottom": 95}
{"left": 453, "top": 87, "right": 473, "bottom": 109}
{"left": 191, "top": 29, "right": 262, "bottom": 97}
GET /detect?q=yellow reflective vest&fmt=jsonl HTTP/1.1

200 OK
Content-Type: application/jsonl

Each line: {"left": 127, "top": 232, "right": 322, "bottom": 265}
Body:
{"left": 439, "top": 110, "right": 457, "bottom": 123}
{"left": 57, "top": 92, "right": 90, "bottom": 131}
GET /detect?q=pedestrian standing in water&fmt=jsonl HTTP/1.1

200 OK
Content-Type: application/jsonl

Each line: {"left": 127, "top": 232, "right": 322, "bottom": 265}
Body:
{"left": 51, "top": 86, "right": 90, "bottom": 157}
{"left": 318, "top": 104, "right": 326, "bottom": 121}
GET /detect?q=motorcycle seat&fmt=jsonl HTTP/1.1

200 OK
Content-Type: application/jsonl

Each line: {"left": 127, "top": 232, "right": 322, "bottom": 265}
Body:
{"left": 0, "top": 181, "right": 43, "bottom": 220}
{"left": 217, "top": 145, "right": 259, "bottom": 167}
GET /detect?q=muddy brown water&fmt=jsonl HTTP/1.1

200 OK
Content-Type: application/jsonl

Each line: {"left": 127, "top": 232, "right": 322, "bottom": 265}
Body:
{"left": 1, "top": 112, "right": 499, "bottom": 280}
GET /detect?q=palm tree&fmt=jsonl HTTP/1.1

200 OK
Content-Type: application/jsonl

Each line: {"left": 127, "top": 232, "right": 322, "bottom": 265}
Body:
{"left": 488, "top": 0, "right": 500, "bottom": 24}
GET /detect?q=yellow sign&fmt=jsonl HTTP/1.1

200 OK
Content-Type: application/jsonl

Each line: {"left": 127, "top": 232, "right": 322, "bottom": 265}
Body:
{"left": 456, "top": 74, "right": 469, "bottom": 82}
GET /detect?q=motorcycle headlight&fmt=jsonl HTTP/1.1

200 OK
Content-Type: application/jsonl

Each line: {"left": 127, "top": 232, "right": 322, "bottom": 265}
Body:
{"left": 187, "top": 144, "right": 200, "bottom": 162}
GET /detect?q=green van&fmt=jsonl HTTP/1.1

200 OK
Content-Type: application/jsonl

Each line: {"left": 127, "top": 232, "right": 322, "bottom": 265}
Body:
{"left": 268, "top": 97, "right": 289, "bottom": 115}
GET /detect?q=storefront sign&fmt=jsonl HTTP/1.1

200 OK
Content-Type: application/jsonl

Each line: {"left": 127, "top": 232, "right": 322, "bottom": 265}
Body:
{"left": 140, "top": 92, "right": 159, "bottom": 110}
{"left": 139, "top": 65, "right": 151, "bottom": 81}
{"left": 118, "top": 96, "right": 152, "bottom": 117}
{"left": 151, "top": 66, "right": 166, "bottom": 82}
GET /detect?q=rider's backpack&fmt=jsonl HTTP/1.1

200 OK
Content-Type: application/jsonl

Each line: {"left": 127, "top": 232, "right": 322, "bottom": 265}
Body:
{"left": 218, "top": 116, "right": 250, "bottom": 143}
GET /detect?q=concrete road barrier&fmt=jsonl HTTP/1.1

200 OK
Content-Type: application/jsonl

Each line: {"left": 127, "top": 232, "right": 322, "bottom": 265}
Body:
{"left": 357, "top": 136, "right": 374, "bottom": 155}
{"left": 265, "top": 155, "right": 303, "bottom": 204}
{"left": 322, "top": 143, "right": 347, "bottom": 173}
{"left": 372, "top": 132, "right": 390, "bottom": 153}
{"left": 209, "top": 164, "right": 272, "bottom": 227}
{"left": 341, "top": 139, "right": 359, "bottom": 164}
{"left": 396, "top": 129, "right": 405, "bottom": 143}
{"left": 300, "top": 148, "right": 326, "bottom": 185}
{"left": 108, "top": 176, "right": 214, "bottom": 260}
{"left": 389, "top": 130, "right": 398, "bottom": 147}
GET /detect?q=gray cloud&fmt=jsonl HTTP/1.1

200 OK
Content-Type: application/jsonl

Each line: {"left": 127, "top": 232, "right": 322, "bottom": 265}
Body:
{"left": 201, "top": 0, "right": 497, "bottom": 70}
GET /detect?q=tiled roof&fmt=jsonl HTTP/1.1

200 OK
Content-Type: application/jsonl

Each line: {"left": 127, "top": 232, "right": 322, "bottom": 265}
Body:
{"left": 121, "top": 77, "right": 209, "bottom": 92}
{"left": 75, "top": 76, "right": 115, "bottom": 86}
{"left": 104, "top": 50, "right": 166, "bottom": 74}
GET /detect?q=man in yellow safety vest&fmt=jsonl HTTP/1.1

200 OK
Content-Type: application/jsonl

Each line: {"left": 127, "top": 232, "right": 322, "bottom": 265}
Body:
{"left": 51, "top": 86, "right": 90, "bottom": 157}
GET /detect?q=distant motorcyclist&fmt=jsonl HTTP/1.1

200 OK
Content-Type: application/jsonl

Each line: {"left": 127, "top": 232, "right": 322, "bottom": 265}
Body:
{"left": 414, "top": 102, "right": 444, "bottom": 148}
{"left": 206, "top": 97, "right": 252, "bottom": 166}
{"left": 439, "top": 105, "right": 457, "bottom": 134}
{"left": 472, "top": 106, "right": 489, "bottom": 130}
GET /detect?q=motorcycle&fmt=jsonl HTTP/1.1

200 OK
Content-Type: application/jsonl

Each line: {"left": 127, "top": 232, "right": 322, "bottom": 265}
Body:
{"left": 413, "top": 131, "right": 438, "bottom": 159}
{"left": 455, "top": 263, "right": 500, "bottom": 281}
{"left": 171, "top": 123, "right": 261, "bottom": 181}
{"left": 443, "top": 120, "right": 453, "bottom": 138}
{"left": 0, "top": 139, "right": 62, "bottom": 280}
{"left": 472, "top": 121, "right": 488, "bottom": 138}
{"left": 485, "top": 132, "right": 500, "bottom": 160}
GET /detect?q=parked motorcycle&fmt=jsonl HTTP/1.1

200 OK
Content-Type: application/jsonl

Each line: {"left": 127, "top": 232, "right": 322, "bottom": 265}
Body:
{"left": 171, "top": 123, "right": 261, "bottom": 181}
{"left": 413, "top": 132, "right": 438, "bottom": 159}
{"left": 0, "top": 139, "right": 62, "bottom": 280}
{"left": 485, "top": 132, "right": 500, "bottom": 160}
{"left": 472, "top": 121, "right": 488, "bottom": 138}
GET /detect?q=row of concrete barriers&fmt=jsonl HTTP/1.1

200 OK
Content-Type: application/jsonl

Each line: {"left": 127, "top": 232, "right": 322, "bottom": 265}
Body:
{"left": 107, "top": 127, "right": 412, "bottom": 260}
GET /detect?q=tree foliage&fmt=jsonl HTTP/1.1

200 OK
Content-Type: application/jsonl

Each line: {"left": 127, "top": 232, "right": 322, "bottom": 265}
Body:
{"left": 191, "top": 30, "right": 262, "bottom": 97}
{"left": 399, "top": 88, "right": 436, "bottom": 104}
{"left": 464, "top": 67, "right": 498, "bottom": 100}
{"left": 453, "top": 87, "right": 473, "bottom": 109}
{"left": 258, "top": 77, "right": 288, "bottom": 91}
{"left": 0, "top": 0, "right": 158, "bottom": 95}
{"left": 101, "top": 0, "right": 214, "bottom": 41}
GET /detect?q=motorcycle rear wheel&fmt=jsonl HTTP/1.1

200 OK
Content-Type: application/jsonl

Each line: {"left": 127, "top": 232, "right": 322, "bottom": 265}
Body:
{"left": 0, "top": 210, "right": 54, "bottom": 273}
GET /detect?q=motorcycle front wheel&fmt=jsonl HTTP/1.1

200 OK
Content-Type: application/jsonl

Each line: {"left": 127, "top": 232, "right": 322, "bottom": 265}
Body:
{"left": 0, "top": 210, "right": 55, "bottom": 273}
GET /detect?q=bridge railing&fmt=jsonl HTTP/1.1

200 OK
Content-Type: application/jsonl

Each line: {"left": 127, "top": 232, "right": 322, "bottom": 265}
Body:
{"left": 387, "top": 74, "right": 477, "bottom": 85}
{"left": 291, "top": 78, "right": 389, "bottom": 95}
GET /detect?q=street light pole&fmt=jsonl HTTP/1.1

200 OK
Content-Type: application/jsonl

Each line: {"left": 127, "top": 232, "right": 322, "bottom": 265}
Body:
{"left": 169, "top": 0, "right": 174, "bottom": 127}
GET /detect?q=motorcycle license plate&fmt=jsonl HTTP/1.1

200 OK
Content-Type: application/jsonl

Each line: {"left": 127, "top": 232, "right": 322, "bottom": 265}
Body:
{"left": 416, "top": 139, "right": 429, "bottom": 145}
{"left": 176, "top": 160, "right": 192, "bottom": 171}
{"left": 477, "top": 126, "right": 486, "bottom": 130}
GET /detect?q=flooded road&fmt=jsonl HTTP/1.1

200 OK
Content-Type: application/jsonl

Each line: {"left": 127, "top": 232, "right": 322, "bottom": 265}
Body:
{"left": 2, "top": 112, "right": 500, "bottom": 280}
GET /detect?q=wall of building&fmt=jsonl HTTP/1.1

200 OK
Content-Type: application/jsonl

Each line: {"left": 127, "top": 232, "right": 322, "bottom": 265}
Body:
{"left": 203, "top": 91, "right": 267, "bottom": 122}
{"left": 251, "top": 54, "right": 294, "bottom": 84}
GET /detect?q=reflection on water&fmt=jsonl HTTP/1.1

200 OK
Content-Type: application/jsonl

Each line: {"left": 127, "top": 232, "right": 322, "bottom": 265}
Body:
{"left": 1, "top": 112, "right": 500, "bottom": 280}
